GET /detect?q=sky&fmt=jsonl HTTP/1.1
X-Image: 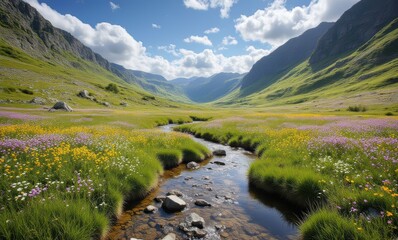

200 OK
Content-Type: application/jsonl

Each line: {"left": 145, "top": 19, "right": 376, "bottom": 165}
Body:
{"left": 23, "top": 0, "right": 359, "bottom": 80}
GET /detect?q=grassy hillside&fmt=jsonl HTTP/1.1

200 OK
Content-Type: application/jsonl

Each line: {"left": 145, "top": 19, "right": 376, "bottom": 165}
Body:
{"left": 215, "top": 19, "right": 398, "bottom": 114}
{"left": 0, "top": 38, "right": 189, "bottom": 109}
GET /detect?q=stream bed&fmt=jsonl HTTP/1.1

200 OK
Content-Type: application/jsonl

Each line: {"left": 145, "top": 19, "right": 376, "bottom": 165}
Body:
{"left": 106, "top": 124, "right": 302, "bottom": 240}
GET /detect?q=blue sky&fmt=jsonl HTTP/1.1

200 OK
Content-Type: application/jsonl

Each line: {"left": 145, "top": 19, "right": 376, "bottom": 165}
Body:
{"left": 24, "top": 0, "right": 359, "bottom": 79}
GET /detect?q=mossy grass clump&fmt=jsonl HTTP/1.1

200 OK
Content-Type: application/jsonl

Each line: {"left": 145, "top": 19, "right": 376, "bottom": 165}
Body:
{"left": 157, "top": 149, "right": 183, "bottom": 169}
{"left": 300, "top": 209, "right": 364, "bottom": 240}
{"left": 347, "top": 105, "right": 367, "bottom": 112}
{"left": 105, "top": 83, "right": 119, "bottom": 94}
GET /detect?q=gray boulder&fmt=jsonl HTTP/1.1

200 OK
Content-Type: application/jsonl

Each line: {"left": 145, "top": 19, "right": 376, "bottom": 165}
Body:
{"left": 162, "top": 195, "right": 186, "bottom": 212}
{"left": 213, "top": 149, "right": 226, "bottom": 156}
{"left": 78, "top": 90, "right": 92, "bottom": 100}
{"left": 186, "top": 213, "right": 205, "bottom": 228}
{"left": 49, "top": 101, "right": 73, "bottom": 112}
{"left": 186, "top": 161, "right": 199, "bottom": 169}
{"left": 29, "top": 97, "right": 46, "bottom": 105}
{"left": 195, "top": 199, "right": 211, "bottom": 207}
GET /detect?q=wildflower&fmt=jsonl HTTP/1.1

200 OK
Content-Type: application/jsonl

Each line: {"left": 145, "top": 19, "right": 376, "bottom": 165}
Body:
{"left": 386, "top": 211, "right": 393, "bottom": 217}
{"left": 387, "top": 220, "right": 392, "bottom": 224}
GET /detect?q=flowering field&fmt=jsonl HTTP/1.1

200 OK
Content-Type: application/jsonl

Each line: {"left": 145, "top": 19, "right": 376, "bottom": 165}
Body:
{"left": 176, "top": 114, "right": 398, "bottom": 239}
{"left": 0, "top": 120, "right": 210, "bottom": 239}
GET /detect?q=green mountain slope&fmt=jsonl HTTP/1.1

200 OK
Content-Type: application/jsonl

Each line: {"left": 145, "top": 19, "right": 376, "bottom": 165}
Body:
{"left": 310, "top": 0, "right": 398, "bottom": 68}
{"left": 215, "top": 0, "right": 398, "bottom": 112}
{"left": 0, "top": 0, "right": 185, "bottom": 108}
{"left": 239, "top": 22, "right": 334, "bottom": 96}
{"left": 216, "top": 18, "right": 398, "bottom": 111}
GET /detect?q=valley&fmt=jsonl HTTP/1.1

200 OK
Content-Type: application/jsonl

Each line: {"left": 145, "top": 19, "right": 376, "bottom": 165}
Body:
{"left": 0, "top": 0, "right": 397, "bottom": 239}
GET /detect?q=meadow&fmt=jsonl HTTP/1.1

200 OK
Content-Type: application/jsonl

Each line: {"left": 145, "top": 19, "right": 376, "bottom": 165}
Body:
{"left": 0, "top": 107, "right": 397, "bottom": 239}
{"left": 0, "top": 108, "right": 211, "bottom": 239}
{"left": 175, "top": 113, "right": 398, "bottom": 239}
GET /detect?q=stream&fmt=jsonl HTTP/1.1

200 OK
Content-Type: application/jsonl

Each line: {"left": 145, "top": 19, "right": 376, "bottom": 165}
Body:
{"left": 106, "top": 124, "right": 302, "bottom": 240}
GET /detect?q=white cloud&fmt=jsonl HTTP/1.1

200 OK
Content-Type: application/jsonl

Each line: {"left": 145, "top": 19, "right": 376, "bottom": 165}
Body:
{"left": 109, "top": 1, "right": 119, "bottom": 11}
{"left": 222, "top": 36, "right": 238, "bottom": 45}
{"left": 158, "top": 44, "right": 179, "bottom": 57}
{"left": 183, "top": 0, "right": 209, "bottom": 10}
{"left": 23, "top": 0, "right": 270, "bottom": 80}
{"left": 235, "top": 0, "right": 359, "bottom": 46}
{"left": 204, "top": 27, "right": 220, "bottom": 34}
{"left": 152, "top": 23, "right": 161, "bottom": 29}
{"left": 184, "top": 35, "right": 213, "bottom": 46}
{"left": 183, "top": 0, "right": 238, "bottom": 18}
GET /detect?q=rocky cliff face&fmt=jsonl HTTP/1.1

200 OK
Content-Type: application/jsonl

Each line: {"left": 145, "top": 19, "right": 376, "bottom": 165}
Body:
{"left": 0, "top": 0, "right": 110, "bottom": 70}
{"left": 309, "top": 0, "right": 398, "bottom": 67}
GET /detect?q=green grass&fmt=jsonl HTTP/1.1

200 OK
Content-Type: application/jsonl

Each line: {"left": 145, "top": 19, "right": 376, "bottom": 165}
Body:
{"left": 0, "top": 116, "right": 211, "bottom": 239}
{"left": 175, "top": 113, "right": 398, "bottom": 239}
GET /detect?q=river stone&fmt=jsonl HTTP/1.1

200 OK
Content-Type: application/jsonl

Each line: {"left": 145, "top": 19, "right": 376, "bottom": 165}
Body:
{"left": 186, "top": 161, "right": 199, "bottom": 169}
{"left": 144, "top": 205, "right": 157, "bottom": 213}
{"left": 167, "top": 190, "right": 183, "bottom": 197}
{"left": 162, "top": 195, "right": 186, "bottom": 212}
{"left": 213, "top": 149, "right": 226, "bottom": 156}
{"left": 193, "top": 229, "right": 207, "bottom": 238}
{"left": 154, "top": 195, "right": 166, "bottom": 203}
{"left": 214, "top": 161, "right": 226, "bottom": 166}
{"left": 179, "top": 223, "right": 207, "bottom": 238}
{"left": 161, "top": 233, "right": 176, "bottom": 240}
{"left": 49, "top": 101, "right": 73, "bottom": 112}
{"left": 186, "top": 213, "right": 205, "bottom": 229}
{"left": 195, "top": 199, "right": 212, "bottom": 207}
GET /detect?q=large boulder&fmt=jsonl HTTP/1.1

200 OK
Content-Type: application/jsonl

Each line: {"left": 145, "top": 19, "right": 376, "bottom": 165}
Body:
{"left": 162, "top": 195, "right": 186, "bottom": 212}
{"left": 49, "top": 101, "right": 73, "bottom": 112}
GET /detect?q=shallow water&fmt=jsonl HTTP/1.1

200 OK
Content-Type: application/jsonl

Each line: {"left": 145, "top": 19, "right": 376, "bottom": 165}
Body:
{"left": 106, "top": 124, "right": 302, "bottom": 240}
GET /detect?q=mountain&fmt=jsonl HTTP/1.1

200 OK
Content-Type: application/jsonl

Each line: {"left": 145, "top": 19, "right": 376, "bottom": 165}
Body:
{"left": 171, "top": 73, "right": 245, "bottom": 103}
{"left": 0, "top": 0, "right": 184, "bottom": 107}
{"left": 239, "top": 22, "right": 334, "bottom": 96}
{"left": 216, "top": 0, "right": 398, "bottom": 111}
{"left": 0, "top": 0, "right": 110, "bottom": 70}
{"left": 310, "top": 0, "right": 398, "bottom": 68}
{"left": 110, "top": 64, "right": 189, "bottom": 102}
